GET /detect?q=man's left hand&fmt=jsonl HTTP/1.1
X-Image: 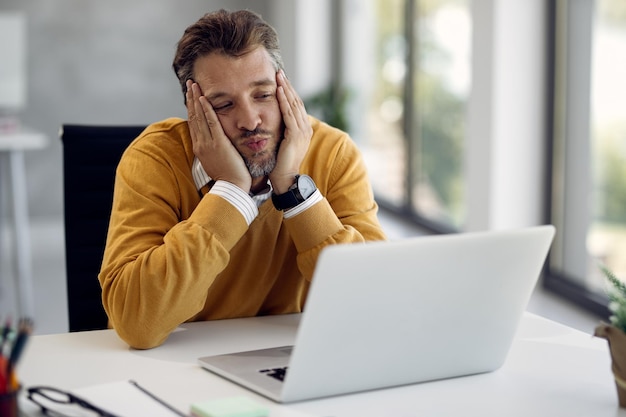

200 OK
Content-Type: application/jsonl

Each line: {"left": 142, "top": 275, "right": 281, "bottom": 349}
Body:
{"left": 269, "top": 70, "right": 313, "bottom": 194}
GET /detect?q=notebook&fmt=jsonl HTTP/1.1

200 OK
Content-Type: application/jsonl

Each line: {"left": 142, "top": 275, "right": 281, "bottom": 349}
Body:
{"left": 198, "top": 225, "right": 556, "bottom": 403}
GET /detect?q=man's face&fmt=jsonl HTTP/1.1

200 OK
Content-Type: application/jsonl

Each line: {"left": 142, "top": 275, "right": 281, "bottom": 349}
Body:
{"left": 192, "top": 47, "right": 283, "bottom": 178}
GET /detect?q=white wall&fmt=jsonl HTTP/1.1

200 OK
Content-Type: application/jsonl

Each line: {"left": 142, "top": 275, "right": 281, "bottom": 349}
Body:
{"left": 271, "top": 0, "right": 333, "bottom": 99}
{"left": 0, "top": 0, "right": 274, "bottom": 219}
{"left": 465, "top": 0, "right": 548, "bottom": 231}
{"left": 3, "top": 0, "right": 550, "bottom": 232}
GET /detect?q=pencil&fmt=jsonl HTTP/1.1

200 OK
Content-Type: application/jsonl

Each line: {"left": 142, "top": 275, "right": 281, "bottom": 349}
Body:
{"left": 1, "top": 317, "right": 33, "bottom": 393}
{"left": 9, "top": 318, "right": 32, "bottom": 367}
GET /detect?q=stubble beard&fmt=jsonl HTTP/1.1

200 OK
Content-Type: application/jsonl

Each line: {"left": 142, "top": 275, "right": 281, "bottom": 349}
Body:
{"left": 245, "top": 150, "right": 277, "bottom": 178}
{"left": 241, "top": 125, "right": 283, "bottom": 178}
{"left": 241, "top": 123, "right": 285, "bottom": 178}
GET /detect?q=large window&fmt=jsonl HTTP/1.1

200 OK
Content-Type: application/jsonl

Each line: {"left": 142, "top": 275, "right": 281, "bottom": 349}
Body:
{"left": 546, "top": 0, "right": 626, "bottom": 316}
{"left": 589, "top": 1, "right": 626, "bottom": 285}
{"left": 339, "top": 0, "right": 622, "bottom": 318}
{"left": 354, "top": 0, "right": 470, "bottom": 232}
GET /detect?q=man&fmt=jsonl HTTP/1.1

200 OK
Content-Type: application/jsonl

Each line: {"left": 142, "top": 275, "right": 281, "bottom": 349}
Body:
{"left": 99, "top": 9, "right": 386, "bottom": 349}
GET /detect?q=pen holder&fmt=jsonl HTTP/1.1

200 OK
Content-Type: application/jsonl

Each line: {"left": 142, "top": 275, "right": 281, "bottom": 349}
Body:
{"left": 0, "top": 386, "right": 20, "bottom": 417}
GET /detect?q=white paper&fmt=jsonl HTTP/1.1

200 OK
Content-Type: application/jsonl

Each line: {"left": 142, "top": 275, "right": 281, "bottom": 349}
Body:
{"left": 73, "top": 380, "right": 185, "bottom": 417}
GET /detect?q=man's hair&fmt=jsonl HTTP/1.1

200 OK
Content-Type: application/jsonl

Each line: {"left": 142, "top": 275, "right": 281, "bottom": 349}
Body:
{"left": 172, "top": 9, "right": 284, "bottom": 104}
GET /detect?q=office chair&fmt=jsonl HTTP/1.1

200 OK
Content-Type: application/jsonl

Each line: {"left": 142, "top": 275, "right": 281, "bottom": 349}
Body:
{"left": 61, "top": 124, "right": 145, "bottom": 332}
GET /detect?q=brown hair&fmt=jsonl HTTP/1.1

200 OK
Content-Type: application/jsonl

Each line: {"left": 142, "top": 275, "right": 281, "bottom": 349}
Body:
{"left": 172, "top": 9, "right": 284, "bottom": 104}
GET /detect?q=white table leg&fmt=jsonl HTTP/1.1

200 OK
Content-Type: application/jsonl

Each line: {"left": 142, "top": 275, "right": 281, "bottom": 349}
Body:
{"left": 0, "top": 154, "right": 5, "bottom": 313}
{"left": 8, "top": 150, "right": 35, "bottom": 318}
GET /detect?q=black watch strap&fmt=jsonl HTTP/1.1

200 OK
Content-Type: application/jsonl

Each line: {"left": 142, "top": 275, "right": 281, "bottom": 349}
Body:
{"left": 272, "top": 175, "right": 316, "bottom": 211}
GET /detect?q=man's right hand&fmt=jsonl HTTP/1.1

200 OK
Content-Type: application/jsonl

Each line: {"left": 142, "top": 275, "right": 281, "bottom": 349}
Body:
{"left": 186, "top": 80, "right": 252, "bottom": 193}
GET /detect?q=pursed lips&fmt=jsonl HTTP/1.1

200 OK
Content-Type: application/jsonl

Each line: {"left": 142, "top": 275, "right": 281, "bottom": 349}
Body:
{"left": 244, "top": 136, "right": 269, "bottom": 153}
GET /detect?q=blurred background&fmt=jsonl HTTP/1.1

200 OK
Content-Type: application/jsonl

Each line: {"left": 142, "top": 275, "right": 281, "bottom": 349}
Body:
{"left": 0, "top": 0, "right": 624, "bottom": 334}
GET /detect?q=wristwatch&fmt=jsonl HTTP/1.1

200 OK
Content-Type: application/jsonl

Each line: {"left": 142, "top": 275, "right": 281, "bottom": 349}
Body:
{"left": 272, "top": 174, "right": 317, "bottom": 211}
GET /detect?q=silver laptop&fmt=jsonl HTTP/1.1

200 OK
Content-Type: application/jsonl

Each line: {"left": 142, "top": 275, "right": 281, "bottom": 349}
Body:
{"left": 198, "top": 225, "right": 555, "bottom": 403}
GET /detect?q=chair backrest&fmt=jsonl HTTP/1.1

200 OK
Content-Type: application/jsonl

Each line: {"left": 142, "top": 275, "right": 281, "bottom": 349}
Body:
{"left": 61, "top": 124, "right": 145, "bottom": 332}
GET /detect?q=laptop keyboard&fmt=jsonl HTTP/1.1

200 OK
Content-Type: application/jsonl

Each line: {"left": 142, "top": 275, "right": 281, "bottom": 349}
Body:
{"left": 259, "top": 366, "right": 288, "bottom": 381}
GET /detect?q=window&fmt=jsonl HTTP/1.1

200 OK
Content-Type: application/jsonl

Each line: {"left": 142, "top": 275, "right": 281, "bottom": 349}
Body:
{"left": 546, "top": 0, "right": 626, "bottom": 316}
{"left": 341, "top": 1, "right": 620, "bottom": 314}
{"left": 349, "top": 0, "right": 471, "bottom": 232}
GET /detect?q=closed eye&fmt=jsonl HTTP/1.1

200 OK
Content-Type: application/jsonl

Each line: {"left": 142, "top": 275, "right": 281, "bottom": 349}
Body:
{"left": 212, "top": 102, "right": 232, "bottom": 111}
{"left": 256, "top": 92, "right": 274, "bottom": 100}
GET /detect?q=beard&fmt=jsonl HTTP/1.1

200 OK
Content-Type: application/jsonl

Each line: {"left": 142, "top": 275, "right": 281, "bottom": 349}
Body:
{"left": 239, "top": 125, "right": 283, "bottom": 178}
{"left": 245, "top": 150, "right": 277, "bottom": 178}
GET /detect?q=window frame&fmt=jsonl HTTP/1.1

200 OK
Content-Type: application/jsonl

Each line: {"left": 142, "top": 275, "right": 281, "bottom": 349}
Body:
{"left": 542, "top": 0, "right": 610, "bottom": 320}
{"left": 373, "top": 0, "right": 465, "bottom": 235}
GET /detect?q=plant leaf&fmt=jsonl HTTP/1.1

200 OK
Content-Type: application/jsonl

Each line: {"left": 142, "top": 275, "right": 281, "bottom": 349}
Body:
{"left": 600, "top": 263, "right": 626, "bottom": 297}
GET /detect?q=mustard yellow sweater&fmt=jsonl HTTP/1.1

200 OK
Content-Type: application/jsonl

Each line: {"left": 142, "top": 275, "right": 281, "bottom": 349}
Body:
{"left": 99, "top": 117, "right": 386, "bottom": 349}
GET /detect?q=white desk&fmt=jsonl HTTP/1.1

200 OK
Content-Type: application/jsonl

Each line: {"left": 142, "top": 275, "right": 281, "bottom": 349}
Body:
{"left": 0, "top": 128, "right": 47, "bottom": 318}
{"left": 17, "top": 313, "right": 626, "bottom": 416}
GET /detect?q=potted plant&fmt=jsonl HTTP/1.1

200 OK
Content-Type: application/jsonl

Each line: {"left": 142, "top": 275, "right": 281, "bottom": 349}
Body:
{"left": 304, "top": 82, "right": 351, "bottom": 132}
{"left": 595, "top": 263, "right": 626, "bottom": 407}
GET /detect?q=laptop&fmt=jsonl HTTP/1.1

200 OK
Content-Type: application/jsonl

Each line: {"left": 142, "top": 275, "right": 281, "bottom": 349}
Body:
{"left": 198, "top": 225, "right": 556, "bottom": 403}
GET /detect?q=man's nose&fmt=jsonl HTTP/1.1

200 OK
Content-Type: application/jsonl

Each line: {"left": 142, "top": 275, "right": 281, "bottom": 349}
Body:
{"left": 236, "top": 101, "right": 262, "bottom": 131}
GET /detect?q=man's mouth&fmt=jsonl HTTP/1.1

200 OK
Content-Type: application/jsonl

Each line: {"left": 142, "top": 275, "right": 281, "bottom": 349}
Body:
{"left": 245, "top": 138, "right": 268, "bottom": 153}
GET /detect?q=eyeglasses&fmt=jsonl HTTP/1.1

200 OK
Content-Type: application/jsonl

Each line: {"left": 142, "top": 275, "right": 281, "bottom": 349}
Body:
{"left": 26, "top": 386, "right": 120, "bottom": 417}
{"left": 26, "top": 381, "right": 188, "bottom": 417}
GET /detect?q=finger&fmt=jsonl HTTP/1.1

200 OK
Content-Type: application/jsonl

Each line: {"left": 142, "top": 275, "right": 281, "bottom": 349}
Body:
{"left": 277, "top": 86, "right": 306, "bottom": 137}
{"left": 186, "top": 80, "right": 197, "bottom": 136}
{"left": 198, "top": 94, "right": 225, "bottom": 141}
{"left": 186, "top": 81, "right": 207, "bottom": 143}
{"left": 190, "top": 83, "right": 213, "bottom": 138}
{"left": 277, "top": 85, "right": 296, "bottom": 132}
{"left": 277, "top": 71, "right": 308, "bottom": 129}
{"left": 277, "top": 76, "right": 313, "bottom": 145}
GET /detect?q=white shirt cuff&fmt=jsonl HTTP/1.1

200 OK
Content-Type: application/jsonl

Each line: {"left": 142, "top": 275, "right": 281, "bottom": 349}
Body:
{"left": 209, "top": 180, "right": 258, "bottom": 226}
{"left": 283, "top": 189, "right": 323, "bottom": 219}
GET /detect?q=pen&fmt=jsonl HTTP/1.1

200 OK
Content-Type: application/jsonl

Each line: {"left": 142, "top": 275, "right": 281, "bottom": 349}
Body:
{"left": 129, "top": 379, "right": 189, "bottom": 417}
{"left": 9, "top": 318, "right": 32, "bottom": 368}
{"left": 0, "top": 317, "right": 11, "bottom": 353}
{"left": 7, "top": 318, "right": 33, "bottom": 390}
{"left": 0, "top": 317, "right": 33, "bottom": 394}
{"left": 0, "top": 356, "right": 7, "bottom": 393}
{"left": 0, "top": 318, "right": 11, "bottom": 394}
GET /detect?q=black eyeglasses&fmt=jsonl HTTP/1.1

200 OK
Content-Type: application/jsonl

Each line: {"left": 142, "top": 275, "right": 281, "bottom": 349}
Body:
{"left": 26, "top": 386, "right": 120, "bottom": 417}
{"left": 26, "top": 381, "right": 188, "bottom": 417}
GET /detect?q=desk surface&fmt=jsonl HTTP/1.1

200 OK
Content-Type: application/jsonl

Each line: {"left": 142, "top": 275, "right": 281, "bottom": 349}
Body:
{"left": 18, "top": 313, "right": 626, "bottom": 416}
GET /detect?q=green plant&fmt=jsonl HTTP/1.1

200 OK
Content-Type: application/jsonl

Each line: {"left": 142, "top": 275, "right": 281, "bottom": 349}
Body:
{"left": 304, "top": 83, "right": 350, "bottom": 132}
{"left": 600, "top": 263, "right": 626, "bottom": 333}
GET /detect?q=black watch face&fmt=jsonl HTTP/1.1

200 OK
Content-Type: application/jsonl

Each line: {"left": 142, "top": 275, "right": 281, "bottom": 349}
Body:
{"left": 298, "top": 175, "right": 316, "bottom": 199}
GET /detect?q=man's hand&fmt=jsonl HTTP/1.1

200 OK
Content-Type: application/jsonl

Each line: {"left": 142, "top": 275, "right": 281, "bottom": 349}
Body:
{"left": 269, "top": 70, "right": 313, "bottom": 194}
{"left": 186, "top": 80, "right": 252, "bottom": 192}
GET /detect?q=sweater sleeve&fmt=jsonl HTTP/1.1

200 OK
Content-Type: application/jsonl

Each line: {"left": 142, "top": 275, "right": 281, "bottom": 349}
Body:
{"left": 98, "top": 143, "right": 248, "bottom": 349}
{"left": 283, "top": 127, "right": 387, "bottom": 279}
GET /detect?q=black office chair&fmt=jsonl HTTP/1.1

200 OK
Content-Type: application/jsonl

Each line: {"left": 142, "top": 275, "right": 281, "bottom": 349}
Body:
{"left": 61, "top": 124, "right": 145, "bottom": 332}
